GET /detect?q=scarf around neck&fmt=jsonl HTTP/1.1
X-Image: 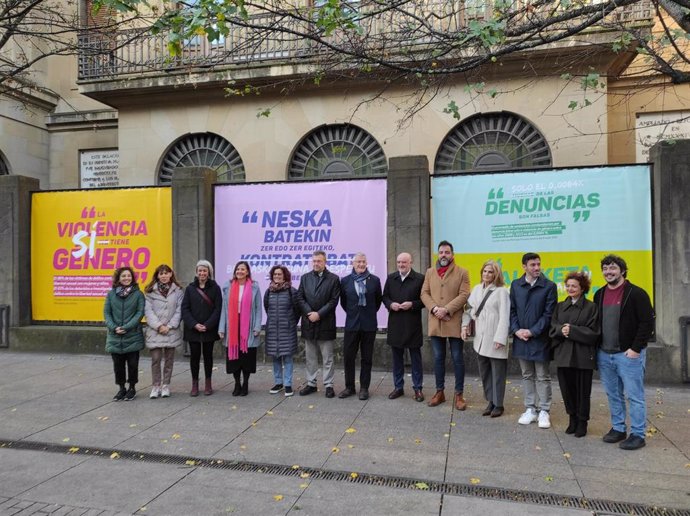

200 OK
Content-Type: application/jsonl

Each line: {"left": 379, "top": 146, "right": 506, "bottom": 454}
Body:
{"left": 115, "top": 285, "right": 134, "bottom": 298}
{"left": 352, "top": 270, "right": 370, "bottom": 306}
{"left": 157, "top": 282, "right": 171, "bottom": 298}
{"left": 436, "top": 259, "right": 451, "bottom": 278}
{"left": 268, "top": 281, "right": 291, "bottom": 292}
{"left": 228, "top": 279, "right": 253, "bottom": 360}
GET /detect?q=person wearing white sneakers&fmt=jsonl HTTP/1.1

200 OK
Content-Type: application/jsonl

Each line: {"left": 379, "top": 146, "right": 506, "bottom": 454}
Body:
{"left": 144, "top": 264, "right": 184, "bottom": 399}
{"left": 510, "top": 253, "right": 558, "bottom": 429}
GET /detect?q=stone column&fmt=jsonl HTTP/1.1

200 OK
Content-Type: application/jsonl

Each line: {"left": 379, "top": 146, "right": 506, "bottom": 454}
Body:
{"left": 0, "top": 175, "right": 40, "bottom": 326}
{"left": 386, "top": 156, "right": 431, "bottom": 271}
{"left": 649, "top": 141, "right": 690, "bottom": 381}
{"left": 171, "top": 168, "right": 216, "bottom": 284}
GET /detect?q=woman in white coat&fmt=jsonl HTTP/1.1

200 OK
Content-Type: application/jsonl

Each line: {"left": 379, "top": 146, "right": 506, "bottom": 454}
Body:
{"left": 461, "top": 260, "right": 510, "bottom": 417}
{"left": 144, "top": 264, "right": 184, "bottom": 398}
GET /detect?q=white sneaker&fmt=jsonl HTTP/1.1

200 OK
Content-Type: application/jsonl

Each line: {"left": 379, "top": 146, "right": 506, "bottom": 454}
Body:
{"left": 518, "top": 408, "right": 538, "bottom": 425}
{"left": 161, "top": 385, "right": 170, "bottom": 398}
{"left": 150, "top": 386, "right": 161, "bottom": 399}
{"left": 538, "top": 411, "right": 551, "bottom": 429}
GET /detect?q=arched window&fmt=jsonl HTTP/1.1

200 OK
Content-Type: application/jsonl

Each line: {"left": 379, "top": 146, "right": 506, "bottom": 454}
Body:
{"left": 288, "top": 124, "right": 387, "bottom": 179}
{"left": 158, "top": 132, "right": 245, "bottom": 184}
{"left": 435, "top": 112, "right": 552, "bottom": 173}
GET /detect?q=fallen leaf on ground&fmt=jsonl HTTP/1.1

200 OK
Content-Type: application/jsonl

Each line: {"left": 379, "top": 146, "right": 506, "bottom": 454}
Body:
{"left": 331, "top": 447, "right": 340, "bottom": 453}
{"left": 171, "top": 433, "right": 181, "bottom": 440}
{"left": 240, "top": 445, "right": 246, "bottom": 450}
{"left": 231, "top": 405, "right": 237, "bottom": 410}
{"left": 129, "top": 424, "right": 138, "bottom": 428}
{"left": 544, "top": 476, "right": 553, "bottom": 482}
{"left": 415, "top": 482, "right": 429, "bottom": 490}
{"left": 450, "top": 422, "right": 456, "bottom": 427}
{"left": 68, "top": 447, "right": 79, "bottom": 453}
{"left": 292, "top": 464, "right": 300, "bottom": 469}
{"left": 470, "top": 478, "right": 480, "bottom": 485}
{"left": 350, "top": 472, "right": 358, "bottom": 479}
{"left": 563, "top": 452, "right": 571, "bottom": 459}
{"left": 414, "top": 438, "right": 422, "bottom": 444}
{"left": 10, "top": 408, "right": 16, "bottom": 412}
{"left": 62, "top": 438, "right": 70, "bottom": 442}
{"left": 110, "top": 452, "right": 120, "bottom": 459}
{"left": 273, "top": 495, "right": 283, "bottom": 501}
{"left": 300, "top": 483, "right": 309, "bottom": 489}
{"left": 347, "top": 444, "right": 355, "bottom": 449}
{"left": 300, "top": 472, "right": 310, "bottom": 478}
{"left": 308, "top": 405, "right": 314, "bottom": 409}
{"left": 535, "top": 446, "right": 542, "bottom": 451}
{"left": 185, "top": 460, "right": 197, "bottom": 466}
{"left": 139, "top": 507, "right": 146, "bottom": 512}
{"left": 345, "top": 427, "right": 356, "bottom": 434}
{"left": 266, "top": 411, "right": 274, "bottom": 415}
{"left": 505, "top": 380, "right": 511, "bottom": 384}
{"left": 444, "top": 433, "right": 450, "bottom": 438}
{"left": 97, "top": 416, "right": 109, "bottom": 421}
{"left": 387, "top": 437, "right": 394, "bottom": 443}
{"left": 161, "top": 439, "right": 168, "bottom": 443}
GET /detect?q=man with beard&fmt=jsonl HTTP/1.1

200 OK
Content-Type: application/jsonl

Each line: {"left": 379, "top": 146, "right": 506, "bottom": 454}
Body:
{"left": 421, "top": 241, "right": 471, "bottom": 410}
{"left": 594, "top": 254, "right": 654, "bottom": 450}
{"left": 339, "top": 253, "right": 383, "bottom": 400}
{"left": 383, "top": 252, "right": 426, "bottom": 402}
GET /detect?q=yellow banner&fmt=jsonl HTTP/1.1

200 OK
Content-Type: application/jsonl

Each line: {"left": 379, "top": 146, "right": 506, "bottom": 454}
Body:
{"left": 31, "top": 188, "right": 172, "bottom": 322}
{"left": 440, "top": 251, "right": 653, "bottom": 302}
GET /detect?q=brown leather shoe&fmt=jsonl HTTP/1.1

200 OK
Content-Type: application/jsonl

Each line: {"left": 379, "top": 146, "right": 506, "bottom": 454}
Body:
{"left": 454, "top": 393, "right": 467, "bottom": 411}
{"left": 388, "top": 389, "right": 404, "bottom": 400}
{"left": 427, "top": 389, "right": 445, "bottom": 407}
{"left": 413, "top": 389, "right": 424, "bottom": 402}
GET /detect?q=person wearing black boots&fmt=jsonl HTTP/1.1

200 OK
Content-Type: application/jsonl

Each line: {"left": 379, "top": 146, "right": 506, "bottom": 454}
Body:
{"left": 549, "top": 271, "right": 600, "bottom": 438}
{"left": 181, "top": 260, "right": 222, "bottom": 397}
{"left": 104, "top": 266, "right": 145, "bottom": 401}
{"left": 219, "top": 261, "right": 262, "bottom": 396}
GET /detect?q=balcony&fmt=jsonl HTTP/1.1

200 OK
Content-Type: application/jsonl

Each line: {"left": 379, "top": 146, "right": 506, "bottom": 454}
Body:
{"left": 77, "top": 0, "right": 654, "bottom": 103}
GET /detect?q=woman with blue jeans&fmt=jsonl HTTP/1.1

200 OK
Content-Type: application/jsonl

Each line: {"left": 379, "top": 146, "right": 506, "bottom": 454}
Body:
{"left": 264, "top": 265, "right": 300, "bottom": 397}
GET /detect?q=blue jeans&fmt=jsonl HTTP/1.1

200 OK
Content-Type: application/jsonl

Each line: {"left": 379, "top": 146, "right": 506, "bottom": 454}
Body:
{"left": 272, "top": 355, "right": 294, "bottom": 387}
{"left": 391, "top": 347, "right": 423, "bottom": 391}
{"left": 598, "top": 349, "right": 647, "bottom": 438}
{"left": 430, "top": 337, "right": 464, "bottom": 393}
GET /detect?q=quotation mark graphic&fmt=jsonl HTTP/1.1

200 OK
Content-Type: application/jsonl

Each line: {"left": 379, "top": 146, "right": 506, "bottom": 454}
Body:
{"left": 488, "top": 188, "right": 504, "bottom": 199}
{"left": 242, "top": 211, "right": 258, "bottom": 223}
{"left": 573, "top": 211, "right": 591, "bottom": 222}
{"left": 81, "top": 207, "right": 96, "bottom": 219}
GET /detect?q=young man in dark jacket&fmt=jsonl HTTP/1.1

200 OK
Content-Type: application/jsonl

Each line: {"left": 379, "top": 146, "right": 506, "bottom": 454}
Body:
{"left": 510, "top": 252, "right": 558, "bottom": 429}
{"left": 594, "top": 254, "right": 654, "bottom": 450}
{"left": 297, "top": 251, "right": 341, "bottom": 398}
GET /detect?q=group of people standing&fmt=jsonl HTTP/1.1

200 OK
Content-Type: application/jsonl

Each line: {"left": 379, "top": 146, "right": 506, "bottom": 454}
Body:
{"left": 103, "top": 244, "right": 654, "bottom": 451}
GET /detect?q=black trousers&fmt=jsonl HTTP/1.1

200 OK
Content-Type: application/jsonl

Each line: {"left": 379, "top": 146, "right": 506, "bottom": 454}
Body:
{"left": 557, "top": 367, "right": 594, "bottom": 422}
{"left": 343, "top": 330, "right": 376, "bottom": 390}
{"left": 189, "top": 341, "right": 214, "bottom": 380}
{"left": 111, "top": 351, "right": 139, "bottom": 386}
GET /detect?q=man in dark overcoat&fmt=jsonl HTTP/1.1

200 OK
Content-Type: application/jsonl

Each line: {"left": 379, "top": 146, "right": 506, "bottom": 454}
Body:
{"left": 383, "top": 252, "right": 425, "bottom": 402}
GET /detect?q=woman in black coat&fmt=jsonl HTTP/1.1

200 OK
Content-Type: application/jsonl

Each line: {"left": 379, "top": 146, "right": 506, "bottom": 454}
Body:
{"left": 181, "top": 259, "right": 222, "bottom": 397}
{"left": 264, "top": 265, "right": 300, "bottom": 397}
{"left": 549, "top": 271, "right": 599, "bottom": 437}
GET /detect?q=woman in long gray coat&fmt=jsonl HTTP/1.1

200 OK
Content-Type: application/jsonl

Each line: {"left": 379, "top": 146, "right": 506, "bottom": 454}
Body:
{"left": 144, "top": 264, "right": 183, "bottom": 399}
{"left": 264, "top": 265, "right": 300, "bottom": 397}
{"left": 549, "top": 271, "right": 599, "bottom": 437}
{"left": 461, "top": 260, "right": 510, "bottom": 418}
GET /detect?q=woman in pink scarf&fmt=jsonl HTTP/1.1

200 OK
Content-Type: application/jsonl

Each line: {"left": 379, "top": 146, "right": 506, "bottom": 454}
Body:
{"left": 218, "top": 261, "right": 262, "bottom": 396}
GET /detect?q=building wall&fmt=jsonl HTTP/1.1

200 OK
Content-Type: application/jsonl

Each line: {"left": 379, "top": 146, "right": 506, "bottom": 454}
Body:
{"left": 114, "top": 76, "right": 609, "bottom": 185}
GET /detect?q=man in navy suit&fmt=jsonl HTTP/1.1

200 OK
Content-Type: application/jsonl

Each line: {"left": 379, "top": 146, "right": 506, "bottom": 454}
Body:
{"left": 339, "top": 252, "right": 383, "bottom": 400}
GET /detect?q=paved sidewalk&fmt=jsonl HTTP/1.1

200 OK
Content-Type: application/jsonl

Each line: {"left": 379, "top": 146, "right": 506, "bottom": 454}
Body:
{"left": 0, "top": 352, "right": 688, "bottom": 515}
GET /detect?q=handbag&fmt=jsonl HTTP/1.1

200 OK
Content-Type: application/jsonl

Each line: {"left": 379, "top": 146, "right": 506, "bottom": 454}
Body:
{"left": 467, "top": 288, "right": 494, "bottom": 337}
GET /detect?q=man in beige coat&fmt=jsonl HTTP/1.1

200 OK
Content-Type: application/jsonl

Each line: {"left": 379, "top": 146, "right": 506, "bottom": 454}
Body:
{"left": 421, "top": 240, "right": 471, "bottom": 409}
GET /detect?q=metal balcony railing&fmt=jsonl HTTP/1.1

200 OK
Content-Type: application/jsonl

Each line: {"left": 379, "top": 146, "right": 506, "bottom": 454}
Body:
{"left": 78, "top": 0, "right": 654, "bottom": 81}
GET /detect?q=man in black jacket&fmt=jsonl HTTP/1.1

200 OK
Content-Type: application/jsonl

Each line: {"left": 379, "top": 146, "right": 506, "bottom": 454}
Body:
{"left": 383, "top": 252, "right": 425, "bottom": 402}
{"left": 594, "top": 254, "right": 655, "bottom": 450}
{"left": 297, "top": 251, "right": 341, "bottom": 398}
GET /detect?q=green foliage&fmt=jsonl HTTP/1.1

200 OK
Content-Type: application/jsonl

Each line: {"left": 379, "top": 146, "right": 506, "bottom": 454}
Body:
{"left": 468, "top": 19, "right": 506, "bottom": 49}
{"left": 443, "top": 100, "right": 461, "bottom": 120}
{"left": 256, "top": 107, "right": 272, "bottom": 118}
{"left": 313, "top": 0, "right": 362, "bottom": 37}
{"left": 611, "top": 32, "right": 633, "bottom": 53}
